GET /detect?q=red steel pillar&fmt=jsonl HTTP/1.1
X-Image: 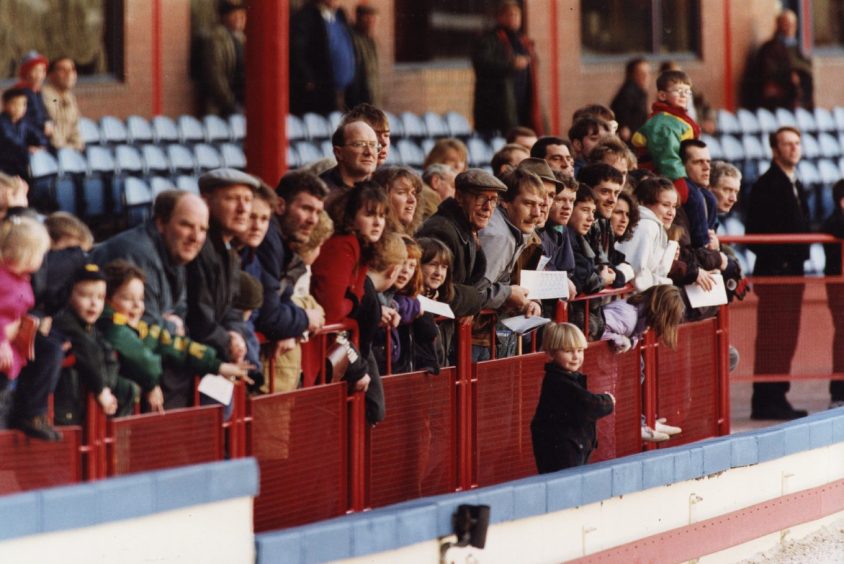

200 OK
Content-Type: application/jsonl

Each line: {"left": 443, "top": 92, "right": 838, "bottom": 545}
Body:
{"left": 245, "top": 0, "right": 288, "bottom": 185}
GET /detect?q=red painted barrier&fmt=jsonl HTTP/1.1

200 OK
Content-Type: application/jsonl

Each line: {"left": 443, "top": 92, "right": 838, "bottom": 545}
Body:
{"left": 368, "top": 368, "right": 458, "bottom": 508}
{"left": 250, "top": 383, "right": 349, "bottom": 531}
{"left": 107, "top": 406, "right": 224, "bottom": 476}
{"left": 0, "top": 427, "right": 81, "bottom": 494}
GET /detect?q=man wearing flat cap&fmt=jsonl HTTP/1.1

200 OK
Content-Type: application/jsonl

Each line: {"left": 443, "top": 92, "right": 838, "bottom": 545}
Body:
{"left": 416, "top": 169, "right": 507, "bottom": 318}
{"left": 187, "top": 168, "right": 258, "bottom": 364}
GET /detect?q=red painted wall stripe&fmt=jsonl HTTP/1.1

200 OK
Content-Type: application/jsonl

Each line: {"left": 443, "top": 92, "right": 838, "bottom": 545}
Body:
{"left": 570, "top": 478, "right": 844, "bottom": 563}
{"left": 722, "top": 0, "right": 734, "bottom": 111}
{"left": 151, "top": 0, "right": 163, "bottom": 115}
{"left": 549, "top": 0, "right": 561, "bottom": 135}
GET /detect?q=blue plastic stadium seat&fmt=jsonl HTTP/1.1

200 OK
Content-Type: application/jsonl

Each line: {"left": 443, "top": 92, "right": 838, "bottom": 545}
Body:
{"left": 328, "top": 111, "right": 343, "bottom": 134}
{"left": 445, "top": 111, "right": 472, "bottom": 138}
{"left": 175, "top": 175, "right": 199, "bottom": 193}
{"left": 293, "top": 141, "right": 323, "bottom": 165}
{"left": 220, "top": 143, "right": 246, "bottom": 169}
{"left": 56, "top": 148, "right": 87, "bottom": 214}
{"left": 718, "top": 134, "right": 745, "bottom": 163}
{"left": 716, "top": 109, "right": 740, "bottom": 135}
{"left": 126, "top": 115, "right": 154, "bottom": 145}
{"left": 320, "top": 140, "right": 334, "bottom": 159}
{"left": 396, "top": 139, "right": 425, "bottom": 167}
{"left": 818, "top": 158, "right": 840, "bottom": 185}
{"left": 422, "top": 112, "right": 449, "bottom": 138}
{"left": 152, "top": 116, "right": 180, "bottom": 145}
{"left": 229, "top": 113, "right": 246, "bottom": 142}
{"left": 756, "top": 108, "right": 779, "bottom": 133}
{"left": 400, "top": 112, "right": 427, "bottom": 138}
{"left": 775, "top": 108, "right": 797, "bottom": 128}
{"left": 287, "top": 114, "right": 306, "bottom": 142}
{"left": 490, "top": 136, "right": 506, "bottom": 152}
{"left": 123, "top": 176, "right": 153, "bottom": 227}
{"left": 740, "top": 134, "right": 765, "bottom": 161}
{"left": 736, "top": 108, "right": 760, "bottom": 135}
{"left": 99, "top": 116, "right": 128, "bottom": 145}
{"left": 28, "top": 150, "right": 59, "bottom": 211}
{"left": 303, "top": 112, "right": 331, "bottom": 140}
{"left": 178, "top": 115, "right": 206, "bottom": 145}
{"left": 818, "top": 132, "right": 842, "bottom": 159}
{"left": 798, "top": 159, "right": 821, "bottom": 185}
{"left": 166, "top": 144, "right": 196, "bottom": 175}
{"left": 141, "top": 144, "right": 170, "bottom": 176}
{"left": 193, "top": 143, "right": 222, "bottom": 171}
{"left": 467, "top": 138, "right": 493, "bottom": 166}
{"left": 815, "top": 107, "right": 836, "bottom": 133}
{"left": 114, "top": 144, "right": 144, "bottom": 176}
{"left": 203, "top": 114, "right": 231, "bottom": 144}
{"left": 84, "top": 145, "right": 117, "bottom": 216}
{"left": 421, "top": 138, "right": 436, "bottom": 157}
{"left": 801, "top": 133, "right": 821, "bottom": 160}
{"left": 149, "top": 175, "right": 174, "bottom": 196}
{"left": 78, "top": 116, "right": 101, "bottom": 146}
{"left": 287, "top": 146, "right": 301, "bottom": 169}
{"left": 795, "top": 107, "right": 817, "bottom": 133}
{"left": 384, "top": 111, "right": 404, "bottom": 139}
{"left": 834, "top": 107, "right": 844, "bottom": 132}
{"left": 700, "top": 134, "right": 723, "bottom": 160}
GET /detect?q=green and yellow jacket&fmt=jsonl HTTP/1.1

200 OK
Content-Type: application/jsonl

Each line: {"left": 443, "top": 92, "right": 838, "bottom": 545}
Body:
{"left": 98, "top": 305, "right": 223, "bottom": 392}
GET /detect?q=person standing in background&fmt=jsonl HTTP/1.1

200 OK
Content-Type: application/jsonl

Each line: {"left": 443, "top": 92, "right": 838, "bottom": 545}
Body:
{"left": 347, "top": 4, "right": 381, "bottom": 108}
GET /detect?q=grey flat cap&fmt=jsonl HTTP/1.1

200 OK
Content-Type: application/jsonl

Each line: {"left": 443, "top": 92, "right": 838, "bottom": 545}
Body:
{"left": 517, "top": 157, "right": 564, "bottom": 187}
{"left": 198, "top": 168, "right": 262, "bottom": 194}
{"left": 455, "top": 168, "right": 507, "bottom": 194}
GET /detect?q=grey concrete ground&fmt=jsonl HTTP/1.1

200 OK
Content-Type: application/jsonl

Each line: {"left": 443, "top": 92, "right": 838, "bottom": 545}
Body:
{"left": 730, "top": 378, "right": 835, "bottom": 433}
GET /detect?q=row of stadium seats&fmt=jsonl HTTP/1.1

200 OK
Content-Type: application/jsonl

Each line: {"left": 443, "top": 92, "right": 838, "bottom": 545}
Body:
{"left": 79, "top": 110, "right": 476, "bottom": 149}
{"left": 715, "top": 106, "right": 844, "bottom": 137}
{"left": 80, "top": 114, "right": 245, "bottom": 147}
{"left": 287, "top": 136, "right": 506, "bottom": 170}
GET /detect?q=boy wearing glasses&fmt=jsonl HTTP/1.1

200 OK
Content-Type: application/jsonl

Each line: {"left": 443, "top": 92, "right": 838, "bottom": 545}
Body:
{"left": 631, "top": 70, "right": 701, "bottom": 204}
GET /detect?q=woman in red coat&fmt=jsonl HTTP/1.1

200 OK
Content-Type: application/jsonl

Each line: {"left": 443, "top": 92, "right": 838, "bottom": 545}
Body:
{"left": 311, "top": 181, "right": 389, "bottom": 423}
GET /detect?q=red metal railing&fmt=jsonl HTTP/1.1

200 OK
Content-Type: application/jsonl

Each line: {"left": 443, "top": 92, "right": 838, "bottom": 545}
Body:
{"left": 721, "top": 234, "right": 844, "bottom": 386}
{"left": 0, "top": 284, "right": 730, "bottom": 530}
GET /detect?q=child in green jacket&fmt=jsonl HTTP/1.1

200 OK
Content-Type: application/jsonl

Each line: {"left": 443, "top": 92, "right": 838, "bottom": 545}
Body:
{"left": 99, "top": 259, "right": 250, "bottom": 412}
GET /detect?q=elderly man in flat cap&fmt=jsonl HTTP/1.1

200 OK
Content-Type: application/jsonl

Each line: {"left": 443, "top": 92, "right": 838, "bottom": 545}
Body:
{"left": 187, "top": 168, "right": 259, "bottom": 365}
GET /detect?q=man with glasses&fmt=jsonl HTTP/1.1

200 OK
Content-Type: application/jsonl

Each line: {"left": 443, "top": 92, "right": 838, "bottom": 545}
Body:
{"left": 416, "top": 169, "right": 508, "bottom": 319}
{"left": 340, "top": 103, "right": 391, "bottom": 166}
{"left": 321, "top": 121, "right": 380, "bottom": 192}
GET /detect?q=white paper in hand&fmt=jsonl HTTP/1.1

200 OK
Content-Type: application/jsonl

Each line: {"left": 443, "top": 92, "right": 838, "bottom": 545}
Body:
{"left": 198, "top": 374, "right": 235, "bottom": 405}
{"left": 417, "top": 296, "right": 455, "bottom": 319}
{"left": 519, "top": 270, "right": 570, "bottom": 300}
{"left": 684, "top": 272, "right": 728, "bottom": 308}
{"left": 501, "top": 315, "right": 552, "bottom": 334}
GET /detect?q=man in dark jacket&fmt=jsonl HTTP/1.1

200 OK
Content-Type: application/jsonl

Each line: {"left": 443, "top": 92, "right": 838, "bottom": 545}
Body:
{"left": 290, "top": 0, "right": 356, "bottom": 115}
{"left": 745, "top": 126, "right": 810, "bottom": 420}
{"left": 472, "top": 1, "right": 542, "bottom": 137}
{"left": 755, "top": 9, "right": 813, "bottom": 110}
{"left": 255, "top": 170, "right": 328, "bottom": 342}
{"left": 416, "top": 169, "right": 508, "bottom": 318}
{"left": 187, "top": 168, "right": 259, "bottom": 364}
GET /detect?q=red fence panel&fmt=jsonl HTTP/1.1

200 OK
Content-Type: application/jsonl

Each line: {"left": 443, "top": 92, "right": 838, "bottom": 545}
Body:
{"left": 473, "top": 353, "right": 546, "bottom": 486}
{"left": 584, "top": 340, "right": 643, "bottom": 462}
{"left": 250, "top": 383, "right": 348, "bottom": 532}
{"left": 656, "top": 318, "right": 720, "bottom": 446}
{"left": 107, "top": 405, "right": 224, "bottom": 476}
{"left": 368, "top": 368, "right": 458, "bottom": 508}
{"left": 0, "top": 427, "right": 81, "bottom": 493}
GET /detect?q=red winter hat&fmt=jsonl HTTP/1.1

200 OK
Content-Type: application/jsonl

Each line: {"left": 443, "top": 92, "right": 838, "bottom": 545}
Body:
{"left": 18, "top": 51, "right": 48, "bottom": 79}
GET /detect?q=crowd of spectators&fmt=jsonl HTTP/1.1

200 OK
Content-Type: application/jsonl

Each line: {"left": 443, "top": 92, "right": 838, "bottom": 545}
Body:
{"left": 0, "top": 4, "right": 829, "bottom": 468}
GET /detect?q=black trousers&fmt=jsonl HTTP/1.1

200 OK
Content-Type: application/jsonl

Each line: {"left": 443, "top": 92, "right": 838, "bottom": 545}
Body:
{"left": 13, "top": 332, "right": 63, "bottom": 420}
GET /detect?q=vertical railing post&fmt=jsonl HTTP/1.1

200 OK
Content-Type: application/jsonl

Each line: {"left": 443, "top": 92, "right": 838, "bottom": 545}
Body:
{"left": 716, "top": 304, "right": 732, "bottom": 435}
{"left": 455, "top": 320, "right": 474, "bottom": 490}
{"left": 348, "top": 392, "right": 367, "bottom": 513}
{"left": 642, "top": 330, "right": 658, "bottom": 452}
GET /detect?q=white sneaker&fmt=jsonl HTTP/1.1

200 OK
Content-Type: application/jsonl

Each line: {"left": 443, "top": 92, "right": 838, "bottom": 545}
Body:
{"left": 655, "top": 418, "right": 682, "bottom": 436}
{"left": 641, "top": 425, "right": 670, "bottom": 442}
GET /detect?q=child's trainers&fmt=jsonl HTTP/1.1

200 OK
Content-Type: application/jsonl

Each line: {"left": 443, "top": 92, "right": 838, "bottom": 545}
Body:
{"left": 13, "top": 414, "right": 62, "bottom": 442}
{"left": 641, "top": 425, "right": 670, "bottom": 442}
{"left": 655, "top": 418, "right": 682, "bottom": 436}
